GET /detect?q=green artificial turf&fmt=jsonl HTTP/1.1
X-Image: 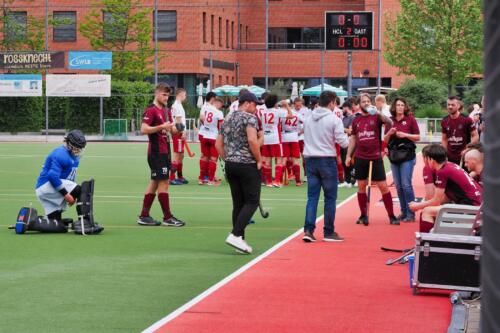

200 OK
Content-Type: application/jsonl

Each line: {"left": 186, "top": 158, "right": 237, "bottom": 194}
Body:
{"left": 0, "top": 142, "right": 357, "bottom": 332}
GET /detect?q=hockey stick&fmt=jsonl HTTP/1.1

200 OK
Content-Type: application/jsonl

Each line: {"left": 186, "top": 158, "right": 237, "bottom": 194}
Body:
{"left": 184, "top": 141, "right": 195, "bottom": 158}
{"left": 381, "top": 246, "right": 413, "bottom": 253}
{"left": 365, "top": 160, "right": 373, "bottom": 226}
{"left": 386, "top": 249, "right": 415, "bottom": 266}
{"left": 259, "top": 200, "right": 269, "bottom": 219}
{"left": 282, "top": 164, "right": 289, "bottom": 186}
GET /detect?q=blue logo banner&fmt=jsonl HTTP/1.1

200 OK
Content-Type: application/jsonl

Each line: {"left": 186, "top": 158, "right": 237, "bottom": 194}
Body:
{"left": 68, "top": 51, "right": 112, "bottom": 70}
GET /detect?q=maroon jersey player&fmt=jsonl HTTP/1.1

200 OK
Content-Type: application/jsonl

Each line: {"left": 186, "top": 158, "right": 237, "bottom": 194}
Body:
{"left": 441, "top": 96, "right": 479, "bottom": 164}
{"left": 137, "top": 83, "right": 186, "bottom": 227}
{"left": 346, "top": 93, "right": 397, "bottom": 226}
{"left": 410, "top": 144, "right": 482, "bottom": 232}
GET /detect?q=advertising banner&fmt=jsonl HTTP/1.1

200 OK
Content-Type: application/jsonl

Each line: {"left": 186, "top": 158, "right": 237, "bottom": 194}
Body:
{"left": 0, "top": 52, "right": 65, "bottom": 70}
{"left": 68, "top": 51, "right": 113, "bottom": 70}
{"left": 0, "top": 74, "right": 43, "bottom": 96}
{"left": 46, "top": 74, "right": 111, "bottom": 97}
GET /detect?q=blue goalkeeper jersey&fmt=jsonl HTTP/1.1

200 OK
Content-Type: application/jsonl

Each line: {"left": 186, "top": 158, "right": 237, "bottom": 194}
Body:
{"left": 36, "top": 145, "right": 80, "bottom": 191}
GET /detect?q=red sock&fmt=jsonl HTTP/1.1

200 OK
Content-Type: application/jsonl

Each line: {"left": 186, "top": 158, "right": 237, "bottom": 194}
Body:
{"left": 264, "top": 166, "right": 272, "bottom": 184}
{"left": 286, "top": 160, "right": 293, "bottom": 176}
{"left": 357, "top": 192, "right": 368, "bottom": 216}
{"left": 177, "top": 162, "right": 183, "bottom": 178}
{"left": 170, "top": 162, "right": 178, "bottom": 181}
{"left": 382, "top": 192, "right": 395, "bottom": 218}
{"left": 302, "top": 159, "right": 307, "bottom": 176}
{"left": 293, "top": 164, "right": 301, "bottom": 182}
{"left": 208, "top": 160, "right": 217, "bottom": 181}
{"left": 199, "top": 159, "right": 208, "bottom": 180}
{"left": 158, "top": 192, "right": 173, "bottom": 220}
{"left": 337, "top": 162, "right": 344, "bottom": 183}
{"left": 275, "top": 165, "right": 283, "bottom": 184}
{"left": 140, "top": 193, "right": 155, "bottom": 217}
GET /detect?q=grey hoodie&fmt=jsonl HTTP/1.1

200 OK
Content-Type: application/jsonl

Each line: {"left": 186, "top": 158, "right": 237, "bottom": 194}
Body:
{"left": 303, "top": 107, "right": 349, "bottom": 157}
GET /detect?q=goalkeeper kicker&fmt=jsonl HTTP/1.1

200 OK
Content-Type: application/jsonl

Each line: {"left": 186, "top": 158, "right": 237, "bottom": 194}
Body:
{"left": 12, "top": 130, "right": 103, "bottom": 235}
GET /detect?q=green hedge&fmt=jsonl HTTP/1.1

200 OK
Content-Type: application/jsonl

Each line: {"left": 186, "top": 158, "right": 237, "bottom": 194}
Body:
{"left": 0, "top": 80, "right": 155, "bottom": 134}
{"left": 388, "top": 78, "right": 448, "bottom": 116}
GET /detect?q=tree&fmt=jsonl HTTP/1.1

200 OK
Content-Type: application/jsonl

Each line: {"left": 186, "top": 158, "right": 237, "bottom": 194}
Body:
{"left": 0, "top": 0, "right": 44, "bottom": 51}
{"left": 79, "top": 0, "right": 154, "bottom": 80}
{"left": 384, "top": 0, "right": 483, "bottom": 94}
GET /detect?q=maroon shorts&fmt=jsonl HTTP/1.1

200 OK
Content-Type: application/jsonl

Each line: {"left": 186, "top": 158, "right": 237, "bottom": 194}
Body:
{"left": 261, "top": 144, "right": 283, "bottom": 158}
{"left": 200, "top": 138, "right": 219, "bottom": 158}
{"left": 172, "top": 133, "right": 185, "bottom": 154}
{"left": 299, "top": 140, "right": 305, "bottom": 154}
{"left": 282, "top": 142, "right": 300, "bottom": 158}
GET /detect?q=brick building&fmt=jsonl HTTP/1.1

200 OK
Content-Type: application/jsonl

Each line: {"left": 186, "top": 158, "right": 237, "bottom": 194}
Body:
{"left": 2, "top": 0, "right": 405, "bottom": 98}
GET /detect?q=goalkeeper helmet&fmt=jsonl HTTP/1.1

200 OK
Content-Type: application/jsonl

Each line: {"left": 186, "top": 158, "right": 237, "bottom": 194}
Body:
{"left": 65, "top": 130, "right": 86, "bottom": 156}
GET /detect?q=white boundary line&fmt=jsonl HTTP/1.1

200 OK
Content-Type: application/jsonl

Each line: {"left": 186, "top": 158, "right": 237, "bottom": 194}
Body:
{"left": 142, "top": 191, "right": 358, "bottom": 333}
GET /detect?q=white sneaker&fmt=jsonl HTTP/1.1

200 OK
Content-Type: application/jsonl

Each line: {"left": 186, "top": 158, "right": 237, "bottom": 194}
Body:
{"left": 338, "top": 182, "right": 347, "bottom": 188}
{"left": 225, "top": 233, "right": 253, "bottom": 254}
{"left": 346, "top": 183, "right": 352, "bottom": 188}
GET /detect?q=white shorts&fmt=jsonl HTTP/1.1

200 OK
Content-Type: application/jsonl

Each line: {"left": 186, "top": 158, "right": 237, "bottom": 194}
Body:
{"left": 35, "top": 180, "right": 78, "bottom": 215}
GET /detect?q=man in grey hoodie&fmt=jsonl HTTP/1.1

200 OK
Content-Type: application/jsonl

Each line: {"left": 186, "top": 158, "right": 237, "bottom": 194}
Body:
{"left": 302, "top": 91, "right": 349, "bottom": 242}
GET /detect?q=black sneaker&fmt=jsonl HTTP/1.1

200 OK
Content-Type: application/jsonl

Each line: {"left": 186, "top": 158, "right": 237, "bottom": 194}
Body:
{"left": 137, "top": 216, "right": 161, "bottom": 226}
{"left": 389, "top": 216, "right": 400, "bottom": 225}
{"left": 302, "top": 231, "right": 316, "bottom": 242}
{"left": 323, "top": 232, "right": 344, "bottom": 242}
{"left": 162, "top": 216, "right": 186, "bottom": 227}
{"left": 402, "top": 214, "right": 416, "bottom": 223}
{"left": 356, "top": 215, "right": 369, "bottom": 226}
{"left": 396, "top": 214, "right": 406, "bottom": 221}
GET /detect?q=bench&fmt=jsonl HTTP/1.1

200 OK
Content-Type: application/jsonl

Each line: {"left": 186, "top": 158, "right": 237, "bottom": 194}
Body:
{"left": 40, "top": 129, "right": 66, "bottom": 135}
{"left": 432, "top": 204, "right": 481, "bottom": 236}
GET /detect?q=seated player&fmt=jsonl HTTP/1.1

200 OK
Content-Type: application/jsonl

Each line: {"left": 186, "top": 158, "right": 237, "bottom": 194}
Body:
{"left": 281, "top": 106, "right": 304, "bottom": 186}
{"left": 421, "top": 145, "right": 436, "bottom": 200}
{"left": 463, "top": 144, "right": 483, "bottom": 186}
{"left": 260, "top": 94, "right": 293, "bottom": 187}
{"left": 20, "top": 130, "right": 103, "bottom": 235}
{"left": 409, "top": 144, "right": 482, "bottom": 232}
{"left": 199, "top": 97, "right": 225, "bottom": 185}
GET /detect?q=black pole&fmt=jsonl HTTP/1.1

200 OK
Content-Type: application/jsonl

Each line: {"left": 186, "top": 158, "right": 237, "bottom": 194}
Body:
{"left": 481, "top": 1, "right": 500, "bottom": 332}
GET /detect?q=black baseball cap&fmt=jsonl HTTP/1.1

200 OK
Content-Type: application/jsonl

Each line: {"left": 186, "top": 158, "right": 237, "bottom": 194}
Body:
{"left": 239, "top": 92, "right": 264, "bottom": 105}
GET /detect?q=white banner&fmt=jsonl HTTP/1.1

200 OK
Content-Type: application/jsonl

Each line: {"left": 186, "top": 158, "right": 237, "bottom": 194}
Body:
{"left": 0, "top": 74, "right": 42, "bottom": 96}
{"left": 46, "top": 74, "right": 111, "bottom": 97}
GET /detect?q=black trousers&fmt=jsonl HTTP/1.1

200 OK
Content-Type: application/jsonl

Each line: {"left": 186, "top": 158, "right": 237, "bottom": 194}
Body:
{"left": 225, "top": 161, "right": 261, "bottom": 238}
{"left": 340, "top": 147, "right": 353, "bottom": 184}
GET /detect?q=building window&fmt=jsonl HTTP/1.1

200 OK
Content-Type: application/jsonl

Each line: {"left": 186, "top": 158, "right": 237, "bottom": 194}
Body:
{"left": 239, "top": 23, "right": 242, "bottom": 48}
{"left": 211, "top": 15, "right": 214, "bottom": 45}
{"left": 226, "top": 75, "right": 229, "bottom": 84}
{"left": 225, "top": 19, "right": 229, "bottom": 48}
{"left": 103, "top": 11, "right": 127, "bottom": 42}
{"left": 202, "top": 12, "right": 207, "bottom": 43}
{"left": 246, "top": 26, "right": 249, "bottom": 45}
{"left": 155, "top": 10, "right": 176, "bottom": 41}
{"left": 5, "top": 11, "right": 27, "bottom": 42}
{"left": 218, "top": 75, "right": 222, "bottom": 86}
{"left": 231, "top": 21, "right": 234, "bottom": 49}
{"left": 268, "top": 27, "right": 324, "bottom": 49}
{"left": 218, "top": 17, "right": 222, "bottom": 47}
{"left": 53, "top": 11, "right": 76, "bottom": 42}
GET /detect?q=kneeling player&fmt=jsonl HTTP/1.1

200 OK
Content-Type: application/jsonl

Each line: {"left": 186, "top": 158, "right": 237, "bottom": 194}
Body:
{"left": 199, "top": 97, "right": 225, "bottom": 185}
{"left": 281, "top": 109, "right": 303, "bottom": 185}
{"left": 16, "top": 130, "right": 103, "bottom": 235}
{"left": 261, "top": 94, "right": 293, "bottom": 187}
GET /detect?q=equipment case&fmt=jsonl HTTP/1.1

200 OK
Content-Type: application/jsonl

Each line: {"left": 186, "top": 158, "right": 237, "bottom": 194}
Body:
{"left": 412, "top": 232, "right": 481, "bottom": 295}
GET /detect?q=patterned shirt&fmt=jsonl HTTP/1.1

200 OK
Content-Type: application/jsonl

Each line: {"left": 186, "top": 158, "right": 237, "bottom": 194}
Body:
{"left": 220, "top": 110, "right": 259, "bottom": 163}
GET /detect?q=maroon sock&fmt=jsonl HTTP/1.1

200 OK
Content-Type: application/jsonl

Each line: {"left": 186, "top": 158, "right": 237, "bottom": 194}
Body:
{"left": 357, "top": 192, "right": 368, "bottom": 216}
{"left": 177, "top": 162, "right": 183, "bottom": 178}
{"left": 169, "top": 162, "right": 178, "bottom": 181}
{"left": 382, "top": 192, "right": 395, "bottom": 218}
{"left": 158, "top": 192, "right": 173, "bottom": 220}
{"left": 140, "top": 193, "right": 155, "bottom": 217}
{"left": 293, "top": 164, "right": 301, "bottom": 182}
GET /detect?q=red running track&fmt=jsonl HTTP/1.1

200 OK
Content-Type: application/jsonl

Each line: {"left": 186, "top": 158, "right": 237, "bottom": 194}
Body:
{"left": 148, "top": 158, "right": 450, "bottom": 333}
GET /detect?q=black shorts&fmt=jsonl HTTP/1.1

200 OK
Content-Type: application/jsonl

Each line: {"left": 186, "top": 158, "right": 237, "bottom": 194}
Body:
{"left": 354, "top": 157, "right": 386, "bottom": 181}
{"left": 147, "top": 154, "right": 171, "bottom": 180}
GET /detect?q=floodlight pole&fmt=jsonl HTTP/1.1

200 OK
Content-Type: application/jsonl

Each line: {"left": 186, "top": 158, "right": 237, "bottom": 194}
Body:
{"left": 320, "top": 49, "right": 324, "bottom": 92}
{"left": 347, "top": 51, "right": 353, "bottom": 97}
{"left": 154, "top": 0, "right": 158, "bottom": 86}
{"left": 376, "top": 0, "right": 382, "bottom": 95}
{"left": 45, "top": 0, "right": 49, "bottom": 142}
{"left": 265, "top": 0, "right": 269, "bottom": 90}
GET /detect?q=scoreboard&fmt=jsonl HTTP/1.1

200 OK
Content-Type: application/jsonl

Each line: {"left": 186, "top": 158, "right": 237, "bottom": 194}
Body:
{"left": 325, "top": 12, "right": 373, "bottom": 51}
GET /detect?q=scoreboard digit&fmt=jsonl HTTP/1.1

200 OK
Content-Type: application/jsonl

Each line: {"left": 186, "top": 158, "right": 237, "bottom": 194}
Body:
{"left": 325, "top": 12, "right": 373, "bottom": 51}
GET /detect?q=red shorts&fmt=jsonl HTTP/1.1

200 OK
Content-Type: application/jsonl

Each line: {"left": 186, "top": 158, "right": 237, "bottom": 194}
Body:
{"left": 282, "top": 142, "right": 300, "bottom": 158}
{"left": 261, "top": 144, "right": 283, "bottom": 158}
{"left": 299, "top": 140, "right": 305, "bottom": 154}
{"left": 200, "top": 137, "right": 219, "bottom": 158}
{"left": 198, "top": 134, "right": 203, "bottom": 142}
{"left": 172, "top": 133, "right": 185, "bottom": 154}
